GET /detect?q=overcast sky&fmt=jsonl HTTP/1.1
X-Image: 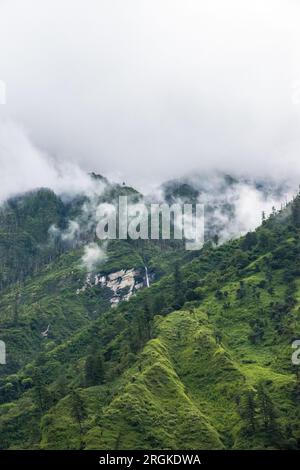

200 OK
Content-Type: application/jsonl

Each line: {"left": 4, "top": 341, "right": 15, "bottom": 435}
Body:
{"left": 0, "top": 0, "right": 300, "bottom": 196}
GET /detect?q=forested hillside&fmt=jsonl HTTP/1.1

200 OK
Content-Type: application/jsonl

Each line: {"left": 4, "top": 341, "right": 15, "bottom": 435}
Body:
{"left": 0, "top": 185, "right": 299, "bottom": 450}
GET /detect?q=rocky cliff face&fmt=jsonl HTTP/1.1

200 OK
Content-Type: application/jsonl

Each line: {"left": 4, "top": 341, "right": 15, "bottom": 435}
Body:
{"left": 76, "top": 268, "right": 149, "bottom": 306}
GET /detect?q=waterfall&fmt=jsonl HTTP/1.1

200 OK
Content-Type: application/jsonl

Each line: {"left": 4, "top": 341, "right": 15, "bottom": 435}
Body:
{"left": 145, "top": 266, "right": 150, "bottom": 288}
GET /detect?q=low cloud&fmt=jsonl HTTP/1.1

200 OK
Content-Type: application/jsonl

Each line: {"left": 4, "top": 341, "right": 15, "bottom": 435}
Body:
{"left": 0, "top": 0, "right": 300, "bottom": 190}
{"left": 0, "top": 121, "right": 98, "bottom": 203}
{"left": 81, "top": 242, "right": 107, "bottom": 272}
{"left": 215, "top": 183, "right": 292, "bottom": 243}
{"left": 161, "top": 172, "right": 295, "bottom": 243}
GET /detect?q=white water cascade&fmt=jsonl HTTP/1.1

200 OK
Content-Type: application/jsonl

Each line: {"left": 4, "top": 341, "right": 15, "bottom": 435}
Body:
{"left": 145, "top": 266, "right": 150, "bottom": 288}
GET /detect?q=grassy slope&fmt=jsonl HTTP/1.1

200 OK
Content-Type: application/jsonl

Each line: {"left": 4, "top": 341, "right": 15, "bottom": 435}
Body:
{"left": 38, "top": 276, "right": 299, "bottom": 450}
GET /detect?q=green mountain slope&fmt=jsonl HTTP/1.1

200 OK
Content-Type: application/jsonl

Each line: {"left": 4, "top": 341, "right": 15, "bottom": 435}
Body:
{"left": 0, "top": 191, "right": 299, "bottom": 450}
{"left": 0, "top": 188, "right": 66, "bottom": 290}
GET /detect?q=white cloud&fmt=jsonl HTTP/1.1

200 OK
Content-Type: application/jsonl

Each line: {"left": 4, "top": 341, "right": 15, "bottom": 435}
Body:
{"left": 0, "top": 0, "right": 299, "bottom": 190}
{"left": 216, "top": 183, "right": 292, "bottom": 242}
{"left": 81, "top": 242, "right": 107, "bottom": 272}
{"left": 0, "top": 120, "right": 95, "bottom": 202}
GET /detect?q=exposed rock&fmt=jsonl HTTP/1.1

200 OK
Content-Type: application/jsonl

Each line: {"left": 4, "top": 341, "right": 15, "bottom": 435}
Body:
{"left": 76, "top": 268, "right": 150, "bottom": 306}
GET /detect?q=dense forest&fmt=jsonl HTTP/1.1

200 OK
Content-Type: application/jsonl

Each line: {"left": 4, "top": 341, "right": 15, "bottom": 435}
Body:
{"left": 0, "top": 179, "right": 299, "bottom": 450}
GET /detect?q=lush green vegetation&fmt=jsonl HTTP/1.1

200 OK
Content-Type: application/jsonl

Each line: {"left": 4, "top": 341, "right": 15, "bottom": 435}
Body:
{"left": 0, "top": 186, "right": 299, "bottom": 450}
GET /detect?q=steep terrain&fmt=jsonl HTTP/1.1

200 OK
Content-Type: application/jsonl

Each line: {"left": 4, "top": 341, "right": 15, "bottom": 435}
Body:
{"left": 0, "top": 182, "right": 299, "bottom": 450}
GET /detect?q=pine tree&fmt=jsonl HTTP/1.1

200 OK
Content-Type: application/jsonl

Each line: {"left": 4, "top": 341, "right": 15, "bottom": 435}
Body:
{"left": 143, "top": 300, "right": 152, "bottom": 341}
{"left": 173, "top": 262, "right": 184, "bottom": 309}
{"left": 85, "top": 345, "right": 105, "bottom": 387}
{"left": 242, "top": 231, "right": 257, "bottom": 251}
{"left": 213, "top": 234, "right": 219, "bottom": 246}
{"left": 257, "top": 383, "right": 277, "bottom": 432}
{"left": 70, "top": 389, "right": 87, "bottom": 449}
{"left": 291, "top": 193, "right": 300, "bottom": 228}
{"left": 56, "top": 373, "right": 69, "bottom": 400}
{"left": 244, "top": 391, "right": 256, "bottom": 433}
{"left": 13, "top": 287, "right": 21, "bottom": 325}
{"left": 32, "top": 368, "right": 51, "bottom": 412}
{"left": 128, "top": 318, "right": 142, "bottom": 353}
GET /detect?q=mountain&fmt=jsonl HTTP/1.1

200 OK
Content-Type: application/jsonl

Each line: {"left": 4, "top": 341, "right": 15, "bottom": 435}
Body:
{"left": 162, "top": 172, "right": 293, "bottom": 243}
{"left": 0, "top": 176, "right": 299, "bottom": 450}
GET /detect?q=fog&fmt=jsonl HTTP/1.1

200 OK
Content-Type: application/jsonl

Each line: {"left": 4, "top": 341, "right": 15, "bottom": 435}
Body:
{"left": 81, "top": 243, "right": 107, "bottom": 272}
{"left": 0, "top": 0, "right": 300, "bottom": 197}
